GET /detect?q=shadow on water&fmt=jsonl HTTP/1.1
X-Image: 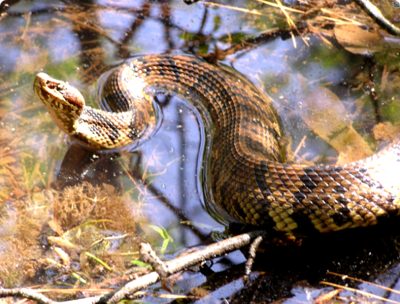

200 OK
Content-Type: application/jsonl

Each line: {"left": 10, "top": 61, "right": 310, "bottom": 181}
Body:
{"left": 2, "top": 0, "right": 400, "bottom": 302}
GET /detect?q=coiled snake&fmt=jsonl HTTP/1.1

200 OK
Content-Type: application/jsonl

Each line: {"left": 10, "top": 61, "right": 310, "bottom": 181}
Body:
{"left": 33, "top": 54, "right": 400, "bottom": 233}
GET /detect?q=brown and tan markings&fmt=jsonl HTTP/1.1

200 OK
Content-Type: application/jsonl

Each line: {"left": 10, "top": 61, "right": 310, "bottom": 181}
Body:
{"left": 34, "top": 54, "right": 400, "bottom": 233}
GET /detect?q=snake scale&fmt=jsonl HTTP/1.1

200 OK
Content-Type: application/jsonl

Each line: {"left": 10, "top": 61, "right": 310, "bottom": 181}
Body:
{"left": 33, "top": 54, "right": 400, "bottom": 233}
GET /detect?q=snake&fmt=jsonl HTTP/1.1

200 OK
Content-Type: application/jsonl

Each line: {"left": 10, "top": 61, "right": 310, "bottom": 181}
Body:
{"left": 33, "top": 53, "right": 400, "bottom": 234}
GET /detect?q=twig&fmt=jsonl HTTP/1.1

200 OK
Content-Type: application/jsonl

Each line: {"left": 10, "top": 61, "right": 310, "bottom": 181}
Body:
{"left": 293, "top": 135, "right": 307, "bottom": 159}
{"left": 352, "top": 0, "right": 400, "bottom": 36}
{"left": 98, "top": 230, "right": 264, "bottom": 304}
{"left": 275, "top": 0, "right": 308, "bottom": 47}
{"left": 140, "top": 243, "right": 168, "bottom": 279}
{"left": 244, "top": 235, "right": 264, "bottom": 276}
{"left": 0, "top": 288, "right": 55, "bottom": 304}
{"left": 321, "top": 281, "right": 400, "bottom": 304}
{"left": 203, "top": 27, "right": 299, "bottom": 62}
{"left": 117, "top": 1, "right": 151, "bottom": 58}
{"left": 0, "top": 231, "right": 264, "bottom": 304}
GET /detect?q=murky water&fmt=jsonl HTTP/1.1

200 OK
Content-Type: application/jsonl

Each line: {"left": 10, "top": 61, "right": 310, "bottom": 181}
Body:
{"left": 2, "top": 0, "right": 400, "bottom": 302}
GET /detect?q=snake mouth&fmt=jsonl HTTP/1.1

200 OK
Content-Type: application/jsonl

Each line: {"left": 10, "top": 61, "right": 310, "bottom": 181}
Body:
{"left": 34, "top": 73, "right": 86, "bottom": 134}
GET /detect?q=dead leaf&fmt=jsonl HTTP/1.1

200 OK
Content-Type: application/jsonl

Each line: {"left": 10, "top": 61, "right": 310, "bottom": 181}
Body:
{"left": 295, "top": 74, "right": 373, "bottom": 164}
{"left": 334, "top": 24, "right": 400, "bottom": 55}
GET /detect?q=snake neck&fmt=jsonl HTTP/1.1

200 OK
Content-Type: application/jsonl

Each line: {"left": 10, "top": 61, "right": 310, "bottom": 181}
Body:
{"left": 73, "top": 105, "right": 154, "bottom": 149}
{"left": 77, "top": 64, "right": 157, "bottom": 149}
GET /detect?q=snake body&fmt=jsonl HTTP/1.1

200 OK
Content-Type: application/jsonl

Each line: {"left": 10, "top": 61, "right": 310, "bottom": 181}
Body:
{"left": 34, "top": 54, "right": 400, "bottom": 233}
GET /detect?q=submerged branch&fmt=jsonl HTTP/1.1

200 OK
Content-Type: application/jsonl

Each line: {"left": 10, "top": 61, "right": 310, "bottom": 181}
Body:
{"left": 352, "top": 0, "right": 400, "bottom": 36}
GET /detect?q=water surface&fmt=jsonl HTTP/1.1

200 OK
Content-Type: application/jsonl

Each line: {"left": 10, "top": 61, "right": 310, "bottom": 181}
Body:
{"left": 1, "top": 0, "right": 400, "bottom": 302}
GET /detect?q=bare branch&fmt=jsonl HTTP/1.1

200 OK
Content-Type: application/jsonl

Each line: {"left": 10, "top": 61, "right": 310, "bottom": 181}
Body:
{"left": 352, "top": 0, "right": 400, "bottom": 36}
{"left": 0, "top": 288, "right": 55, "bottom": 304}
{"left": 0, "top": 231, "right": 264, "bottom": 304}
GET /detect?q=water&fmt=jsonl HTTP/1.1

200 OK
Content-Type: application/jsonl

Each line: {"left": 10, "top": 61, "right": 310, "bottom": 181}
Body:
{"left": 2, "top": 0, "right": 400, "bottom": 302}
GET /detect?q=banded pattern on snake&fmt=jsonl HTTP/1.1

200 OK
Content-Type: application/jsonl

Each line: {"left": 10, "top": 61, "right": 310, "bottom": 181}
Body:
{"left": 33, "top": 54, "right": 400, "bottom": 233}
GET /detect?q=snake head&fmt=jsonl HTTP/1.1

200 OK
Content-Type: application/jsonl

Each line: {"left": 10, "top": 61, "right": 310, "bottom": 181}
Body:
{"left": 34, "top": 73, "right": 85, "bottom": 135}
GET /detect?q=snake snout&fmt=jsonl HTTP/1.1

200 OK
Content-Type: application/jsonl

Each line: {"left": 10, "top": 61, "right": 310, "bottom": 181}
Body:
{"left": 34, "top": 72, "right": 86, "bottom": 135}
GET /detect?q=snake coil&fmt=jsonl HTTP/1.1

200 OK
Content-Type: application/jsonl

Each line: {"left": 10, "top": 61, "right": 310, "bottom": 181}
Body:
{"left": 34, "top": 54, "right": 400, "bottom": 233}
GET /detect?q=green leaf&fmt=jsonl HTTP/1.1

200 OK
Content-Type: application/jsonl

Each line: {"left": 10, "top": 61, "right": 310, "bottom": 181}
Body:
{"left": 148, "top": 224, "right": 173, "bottom": 254}
{"left": 130, "top": 260, "right": 153, "bottom": 270}
{"left": 85, "top": 252, "right": 112, "bottom": 271}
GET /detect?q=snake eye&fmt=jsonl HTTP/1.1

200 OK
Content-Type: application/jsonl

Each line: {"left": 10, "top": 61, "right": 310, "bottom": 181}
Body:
{"left": 46, "top": 80, "right": 59, "bottom": 90}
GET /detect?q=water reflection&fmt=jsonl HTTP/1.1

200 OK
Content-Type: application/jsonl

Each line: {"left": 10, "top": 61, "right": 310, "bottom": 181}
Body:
{"left": 56, "top": 92, "right": 221, "bottom": 242}
{"left": 2, "top": 0, "right": 400, "bottom": 302}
